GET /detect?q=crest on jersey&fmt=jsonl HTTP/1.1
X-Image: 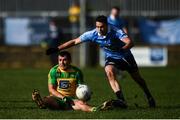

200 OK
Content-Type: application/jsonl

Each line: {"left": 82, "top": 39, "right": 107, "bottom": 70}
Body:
{"left": 59, "top": 80, "right": 70, "bottom": 89}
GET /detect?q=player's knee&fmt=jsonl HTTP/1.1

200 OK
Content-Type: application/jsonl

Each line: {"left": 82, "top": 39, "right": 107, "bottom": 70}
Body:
{"left": 42, "top": 96, "right": 60, "bottom": 110}
{"left": 42, "top": 97, "right": 52, "bottom": 107}
{"left": 105, "top": 67, "right": 115, "bottom": 79}
{"left": 43, "top": 96, "right": 51, "bottom": 104}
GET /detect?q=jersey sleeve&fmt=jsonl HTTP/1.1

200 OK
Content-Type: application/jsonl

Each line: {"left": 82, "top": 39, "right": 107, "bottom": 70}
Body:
{"left": 48, "top": 68, "right": 57, "bottom": 85}
{"left": 79, "top": 30, "right": 94, "bottom": 42}
{"left": 116, "top": 29, "right": 128, "bottom": 40}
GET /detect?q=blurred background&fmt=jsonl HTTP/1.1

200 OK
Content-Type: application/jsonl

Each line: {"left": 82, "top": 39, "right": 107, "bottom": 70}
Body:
{"left": 0, "top": 1, "right": 180, "bottom": 118}
{"left": 0, "top": 0, "right": 180, "bottom": 68}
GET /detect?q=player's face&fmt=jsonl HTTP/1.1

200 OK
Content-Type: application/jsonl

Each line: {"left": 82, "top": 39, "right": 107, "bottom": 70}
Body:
{"left": 96, "top": 22, "right": 107, "bottom": 36}
{"left": 111, "top": 9, "right": 119, "bottom": 18}
{"left": 58, "top": 55, "right": 71, "bottom": 70}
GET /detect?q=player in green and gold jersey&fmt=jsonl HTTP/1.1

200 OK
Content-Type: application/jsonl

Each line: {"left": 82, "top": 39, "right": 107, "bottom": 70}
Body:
{"left": 48, "top": 58, "right": 83, "bottom": 98}
{"left": 32, "top": 51, "right": 112, "bottom": 112}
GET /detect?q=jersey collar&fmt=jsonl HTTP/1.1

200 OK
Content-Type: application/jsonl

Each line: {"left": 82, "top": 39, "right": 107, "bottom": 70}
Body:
{"left": 57, "top": 65, "right": 75, "bottom": 72}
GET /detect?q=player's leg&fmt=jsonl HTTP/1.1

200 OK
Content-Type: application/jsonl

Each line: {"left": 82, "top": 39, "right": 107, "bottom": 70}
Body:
{"left": 105, "top": 65, "right": 121, "bottom": 92}
{"left": 124, "top": 54, "right": 156, "bottom": 107}
{"left": 43, "top": 96, "right": 73, "bottom": 110}
{"left": 72, "top": 99, "right": 114, "bottom": 112}
{"left": 32, "top": 90, "right": 71, "bottom": 110}
{"left": 128, "top": 70, "right": 156, "bottom": 107}
{"left": 104, "top": 57, "right": 127, "bottom": 99}
{"left": 104, "top": 64, "right": 127, "bottom": 108}
{"left": 42, "top": 96, "right": 62, "bottom": 110}
{"left": 71, "top": 100, "right": 95, "bottom": 112}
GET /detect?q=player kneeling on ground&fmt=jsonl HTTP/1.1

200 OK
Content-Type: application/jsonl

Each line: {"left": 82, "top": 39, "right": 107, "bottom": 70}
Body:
{"left": 32, "top": 51, "right": 112, "bottom": 112}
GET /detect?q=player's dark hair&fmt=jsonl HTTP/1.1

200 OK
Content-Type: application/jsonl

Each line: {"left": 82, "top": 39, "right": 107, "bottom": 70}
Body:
{"left": 58, "top": 51, "right": 71, "bottom": 61}
{"left": 95, "top": 15, "right": 107, "bottom": 24}
{"left": 111, "top": 6, "right": 120, "bottom": 11}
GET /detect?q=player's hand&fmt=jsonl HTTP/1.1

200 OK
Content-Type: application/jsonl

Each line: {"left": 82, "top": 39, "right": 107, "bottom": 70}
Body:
{"left": 63, "top": 96, "right": 74, "bottom": 105}
{"left": 46, "top": 47, "right": 59, "bottom": 55}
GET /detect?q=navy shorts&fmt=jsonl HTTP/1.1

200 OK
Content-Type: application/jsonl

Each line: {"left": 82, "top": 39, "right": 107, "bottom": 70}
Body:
{"left": 105, "top": 54, "right": 138, "bottom": 73}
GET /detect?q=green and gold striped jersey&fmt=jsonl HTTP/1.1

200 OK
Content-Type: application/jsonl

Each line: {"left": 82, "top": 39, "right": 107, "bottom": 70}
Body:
{"left": 48, "top": 65, "right": 84, "bottom": 97}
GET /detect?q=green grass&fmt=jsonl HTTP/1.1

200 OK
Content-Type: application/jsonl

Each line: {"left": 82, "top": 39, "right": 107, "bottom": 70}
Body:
{"left": 0, "top": 67, "right": 180, "bottom": 119}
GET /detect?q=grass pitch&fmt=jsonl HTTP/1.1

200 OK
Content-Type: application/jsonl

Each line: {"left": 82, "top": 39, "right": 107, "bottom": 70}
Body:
{"left": 0, "top": 67, "right": 180, "bottom": 119}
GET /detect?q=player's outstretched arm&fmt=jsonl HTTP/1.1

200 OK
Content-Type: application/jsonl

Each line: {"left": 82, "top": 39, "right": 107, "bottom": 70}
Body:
{"left": 46, "top": 38, "right": 82, "bottom": 55}
{"left": 58, "top": 37, "right": 81, "bottom": 51}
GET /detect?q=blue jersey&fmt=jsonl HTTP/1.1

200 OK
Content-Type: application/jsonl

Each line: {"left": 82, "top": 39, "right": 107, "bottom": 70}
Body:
{"left": 107, "top": 16, "right": 126, "bottom": 29}
{"left": 79, "top": 26, "right": 132, "bottom": 59}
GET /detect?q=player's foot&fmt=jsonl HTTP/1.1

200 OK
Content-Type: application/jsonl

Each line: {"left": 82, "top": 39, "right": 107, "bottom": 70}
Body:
{"left": 93, "top": 100, "right": 113, "bottom": 111}
{"left": 32, "top": 89, "right": 46, "bottom": 109}
{"left": 112, "top": 99, "right": 128, "bottom": 108}
{"left": 147, "top": 97, "right": 156, "bottom": 108}
{"left": 100, "top": 100, "right": 113, "bottom": 110}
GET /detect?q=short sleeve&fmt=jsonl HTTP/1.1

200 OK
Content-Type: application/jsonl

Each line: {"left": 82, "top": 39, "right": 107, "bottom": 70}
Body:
{"left": 48, "top": 69, "right": 57, "bottom": 85}
{"left": 116, "top": 29, "right": 128, "bottom": 40}
{"left": 79, "top": 30, "right": 94, "bottom": 42}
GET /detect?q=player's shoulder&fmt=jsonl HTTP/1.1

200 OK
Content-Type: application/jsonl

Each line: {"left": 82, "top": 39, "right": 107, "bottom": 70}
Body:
{"left": 49, "top": 64, "right": 59, "bottom": 73}
{"left": 70, "top": 65, "right": 82, "bottom": 73}
{"left": 80, "top": 29, "right": 98, "bottom": 41}
{"left": 84, "top": 29, "right": 97, "bottom": 36}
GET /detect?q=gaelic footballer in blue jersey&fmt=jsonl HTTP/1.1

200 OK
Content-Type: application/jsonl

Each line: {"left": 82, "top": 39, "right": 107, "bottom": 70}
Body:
{"left": 46, "top": 15, "right": 156, "bottom": 108}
